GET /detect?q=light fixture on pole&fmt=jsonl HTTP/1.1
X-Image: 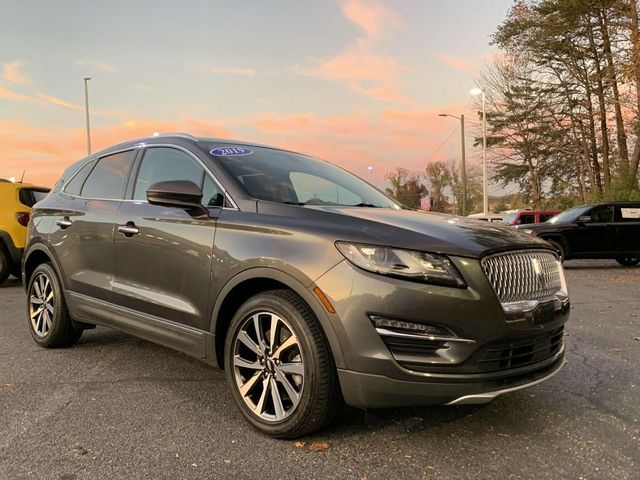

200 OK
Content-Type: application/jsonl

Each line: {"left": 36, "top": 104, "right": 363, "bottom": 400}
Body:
{"left": 438, "top": 113, "right": 467, "bottom": 216}
{"left": 470, "top": 87, "right": 488, "bottom": 214}
{"left": 83, "top": 77, "right": 92, "bottom": 155}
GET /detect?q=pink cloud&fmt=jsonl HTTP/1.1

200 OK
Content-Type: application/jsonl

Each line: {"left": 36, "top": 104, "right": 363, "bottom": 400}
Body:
{"left": 0, "top": 83, "right": 32, "bottom": 102}
{"left": 36, "top": 92, "right": 84, "bottom": 111}
{"left": 438, "top": 53, "right": 477, "bottom": 72}
{"left": 340, "top": 0, "right": 400, "bottom": 38}
{"left": 209, "top": 67, "right": 256, "bottom": 77}
{"left": 3, "top": 61, "right": 30, "bottom": 85}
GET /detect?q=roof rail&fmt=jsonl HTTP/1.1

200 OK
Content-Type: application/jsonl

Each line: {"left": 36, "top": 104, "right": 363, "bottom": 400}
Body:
{"left": 149, "top": 132, "right": 198, "bottom": 141}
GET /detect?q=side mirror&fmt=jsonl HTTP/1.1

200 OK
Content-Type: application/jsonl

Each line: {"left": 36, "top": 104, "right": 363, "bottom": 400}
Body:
{"left": 576, "top": 215, "right": 592, "bottom": 224}
{"left": 147, "top": 180, "right": 208, "bottom": 217}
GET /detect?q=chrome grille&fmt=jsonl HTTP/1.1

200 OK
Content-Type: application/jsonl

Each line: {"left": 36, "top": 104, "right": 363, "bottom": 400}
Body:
{"left": 481, "top": 250, "right": 562, "bottom": 304}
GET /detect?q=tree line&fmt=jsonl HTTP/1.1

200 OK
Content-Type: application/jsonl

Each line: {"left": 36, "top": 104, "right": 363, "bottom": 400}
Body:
{"left": 385, "top": 0, "right": 640, "bottom": 212}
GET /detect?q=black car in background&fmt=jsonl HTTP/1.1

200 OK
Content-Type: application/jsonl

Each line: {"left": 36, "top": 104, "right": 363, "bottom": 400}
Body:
{"left": 516, "top": 201, "right": 640, "bottom": 266}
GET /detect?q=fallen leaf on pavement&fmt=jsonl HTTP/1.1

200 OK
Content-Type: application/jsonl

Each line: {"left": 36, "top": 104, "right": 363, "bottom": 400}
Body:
{"left": 293, "top": 441, "right": 306, "bottom": 449}
{"left": 308, "top": 442, "right": 330, "bottom": 452}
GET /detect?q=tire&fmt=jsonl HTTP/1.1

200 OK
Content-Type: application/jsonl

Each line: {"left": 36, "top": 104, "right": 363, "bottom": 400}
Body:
{"left": 0, "top": 248, "right": 10, "bottom": 285}
{"left": 616, "top": 257, "right": 640, "bottom": 267}
{"left": 546, "top": 239, "right": 566, "bottom": 262}
{"left": 224, "top": 289, "right": 341, "bottom": 439}
{"left": 27, "top": 263, "right": 82, "bottom": 348}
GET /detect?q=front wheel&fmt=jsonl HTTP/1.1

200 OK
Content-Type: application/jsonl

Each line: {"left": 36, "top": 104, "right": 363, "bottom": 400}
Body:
{"left": 27, "top": 263, "right": 82, "bottom": 347}
{"left": 616, "top": 257, "right": 640, "bottom": 267}
{"left": 224, "top": 289, "right": 341, "bottom": 438}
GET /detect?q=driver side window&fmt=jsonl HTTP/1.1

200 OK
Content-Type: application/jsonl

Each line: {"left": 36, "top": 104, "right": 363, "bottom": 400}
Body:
{"left": 133, "top": 147, "right": 225, "bottom": 206}
{"left": 589, "top": 206, "right": 614, "bottom": 223}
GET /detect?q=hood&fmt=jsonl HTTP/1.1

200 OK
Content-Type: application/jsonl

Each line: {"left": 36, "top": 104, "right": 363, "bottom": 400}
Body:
{"left": 319, "top": 207, "right": 552, "bottom": 259}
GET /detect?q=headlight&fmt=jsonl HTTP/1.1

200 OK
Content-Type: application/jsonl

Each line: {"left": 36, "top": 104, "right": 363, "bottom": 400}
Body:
{"left": 523, "top": 229, "right": 534, "bottom": 234}
{"left": 335, "top": 242, "right": 466, "bottom": 288}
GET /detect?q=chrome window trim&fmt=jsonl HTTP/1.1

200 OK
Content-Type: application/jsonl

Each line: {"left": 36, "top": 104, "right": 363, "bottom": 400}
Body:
{"left": 61, "top": 143, "right": 238, "bottom": 210}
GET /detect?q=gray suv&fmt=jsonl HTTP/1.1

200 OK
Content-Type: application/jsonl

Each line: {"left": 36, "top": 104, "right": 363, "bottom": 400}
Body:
{"left": 23, "top": 133, "right": 570, "bottom": 438}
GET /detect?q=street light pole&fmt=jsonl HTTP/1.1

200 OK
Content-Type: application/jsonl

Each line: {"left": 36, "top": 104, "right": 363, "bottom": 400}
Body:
{"left": 83, "top": 77, "right": 92, "bottom": 155}
{"left": 438, "top": 113, "right": 467, "bottom": 215}
{"left": 471, "top": 88, "right": 488, "bottom": 214}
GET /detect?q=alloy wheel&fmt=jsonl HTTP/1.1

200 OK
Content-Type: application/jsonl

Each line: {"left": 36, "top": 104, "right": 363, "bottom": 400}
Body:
{"left": 232, "top": 311, "right": 304, "bottom": 422}
{"left": 29, "top": 273, "right": 54, "bottom": 337}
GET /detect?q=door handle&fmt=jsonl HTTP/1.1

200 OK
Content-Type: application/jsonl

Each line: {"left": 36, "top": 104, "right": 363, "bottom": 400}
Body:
{"left": 56, "top": 217, "right": 72, "bottom": 229}
{"left": 117, "top": 222, "right": 139, "bottom": 237}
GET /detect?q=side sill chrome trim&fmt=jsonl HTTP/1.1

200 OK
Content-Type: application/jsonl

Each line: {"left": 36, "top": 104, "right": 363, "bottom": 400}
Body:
{"left": 68, "top": 291, "right": 205, "bottom": 339}
{"left": 375, "top": 327, "right": 476, "bottom": 344}
{"left": 445, "top": 359, "right": 567, "bottom": 405}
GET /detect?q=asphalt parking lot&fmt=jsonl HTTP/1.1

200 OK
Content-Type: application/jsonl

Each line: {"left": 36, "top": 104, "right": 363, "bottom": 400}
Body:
{"left": 1, "top": 261, "right": 638, "bottom": 480}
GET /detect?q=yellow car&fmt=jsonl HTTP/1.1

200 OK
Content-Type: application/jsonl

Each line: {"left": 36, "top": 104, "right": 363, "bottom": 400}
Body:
{"left": 0, "top": 179, "right": 50, "bottom": 284}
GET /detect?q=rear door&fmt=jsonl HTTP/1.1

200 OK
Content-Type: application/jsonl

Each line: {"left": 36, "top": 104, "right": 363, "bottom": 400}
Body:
{"left": 614, "top": 204, "right": 640, "bottom": 255}
{"left": 112, "top": 145, "right": 227, "bottom": 334}
{"left": 49, "top": 150, "right": 136, "bottom": 302}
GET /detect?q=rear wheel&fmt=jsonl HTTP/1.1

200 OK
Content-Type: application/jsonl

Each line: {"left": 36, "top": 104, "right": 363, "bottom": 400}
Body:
{"left": 546, "top": 239, "right": 566, "bottom": 262}
{"left": 224, "top": 289, "right": 341, "bottom": 438}
{"left": 27, "top": 263, "right": 82, "bottom": 347}
{"left": 0, "top": 248, "right": 10, "bottom": 285}
{"left": 616, "top": 257, "right": 639, "bottom": 267}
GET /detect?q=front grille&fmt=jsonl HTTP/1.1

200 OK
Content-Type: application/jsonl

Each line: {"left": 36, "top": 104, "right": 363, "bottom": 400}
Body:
{"left": 481, "top": 250, "right": 562, "bottom": 304}
{"left": 476, "top": 327, "right": 564, "bottom": 372}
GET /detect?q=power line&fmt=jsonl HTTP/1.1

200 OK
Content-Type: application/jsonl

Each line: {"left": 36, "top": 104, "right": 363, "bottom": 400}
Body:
{"left": 422, "top": 125, "right": 459, "bottom": 167}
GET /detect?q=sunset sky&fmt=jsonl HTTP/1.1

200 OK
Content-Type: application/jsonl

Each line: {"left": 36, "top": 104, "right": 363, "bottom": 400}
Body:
{"left": 1, "top": 0, "right": 512, "bottom": 188}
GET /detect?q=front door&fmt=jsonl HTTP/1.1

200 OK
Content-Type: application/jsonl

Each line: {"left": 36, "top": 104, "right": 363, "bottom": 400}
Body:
{"left": 568, "top": 205, "right": 615, "bottom": 256}
{"left": 112, "top": 146, "right": 227, "bottom": 331}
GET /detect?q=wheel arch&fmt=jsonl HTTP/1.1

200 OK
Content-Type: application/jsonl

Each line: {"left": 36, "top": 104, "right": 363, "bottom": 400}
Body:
{"left": 23, "top": 244, "right": 64, "bottom": 291}
{"left": 539, "top": 234, "right": 569, "bottom": 258}
{"left": 210, "top": 268, "right": 344, "bottom": 370}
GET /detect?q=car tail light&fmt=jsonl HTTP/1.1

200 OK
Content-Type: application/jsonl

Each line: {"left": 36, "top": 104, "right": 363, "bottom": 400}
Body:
{"left": 16, "top": 212, "right": 30, "bottom": 227}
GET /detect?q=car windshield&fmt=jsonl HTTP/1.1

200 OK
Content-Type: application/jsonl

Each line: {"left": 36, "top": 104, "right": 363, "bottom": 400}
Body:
{"left": 502, "top": 213, "right": 517, "bottom": 225}
{"left": 548, "top": 206, "right": 590, "bottom": 224}
{"left": 206, "top": 145, "right": 400, "bottom": 208}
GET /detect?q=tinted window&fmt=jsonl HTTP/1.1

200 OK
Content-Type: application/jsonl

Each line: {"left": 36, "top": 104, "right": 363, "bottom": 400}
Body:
{"left": 201, "top": 175, "right": 225, "bottom": 207}
{"left": 133, "top": 148, "right": 204, "bottom": 201}
{"left": 18, "top": 188, "right": 50, "bottom": 207}
{"left": 81, "top": 151, "right": 134, "bottom": 199}
{"left": 589, "top": 205, "right": 614, "bottom": 223}
{"left": 208, "top": 145, "right": 398, "bottom": 208}
{"left": 63, "top": 160, "right": 95, "bottom": 195}
{"left": 539, "top": 213, "right": 555, "bottom": 222}
{"left": 517, "top": 213, "right": 535, "bottom": 225}
{"left": 616, "top": 205, "right": 640, "bottom": 223}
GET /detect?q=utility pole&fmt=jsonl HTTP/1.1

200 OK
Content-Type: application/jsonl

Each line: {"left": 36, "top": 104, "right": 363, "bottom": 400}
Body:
{"left": 83, "top": 77, "right": 92, "bottom": 155}
{"left": 438, "top": 113, "right": 467, "bottom": 215}
{"left": 460, "top": 114, "right": 466, "bottom": 216}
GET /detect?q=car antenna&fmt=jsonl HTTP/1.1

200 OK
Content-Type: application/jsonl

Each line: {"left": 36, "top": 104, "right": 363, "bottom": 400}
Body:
{"left": 19, "top": 170, "right": 25, "bottom": 183}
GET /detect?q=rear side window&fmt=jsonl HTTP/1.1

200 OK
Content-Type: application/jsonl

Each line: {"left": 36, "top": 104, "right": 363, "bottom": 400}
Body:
{"left": 63, "top": 160, "right": 95, "bottom": 196}
{"left": 18, "top": 189, "right": 50, "bottom": 207}
{"left": 616, "top": 205, "right": 640, "bottom": 223}
{"left": 539, "top": 213, "right": 555, "bottom": 222}
{"left": 81, "top": 151, "right": 134, "bottom": 199}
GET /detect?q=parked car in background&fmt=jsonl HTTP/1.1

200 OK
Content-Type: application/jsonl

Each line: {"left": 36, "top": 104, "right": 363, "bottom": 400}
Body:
{"left": 467, "top": 212, "right": 505, "bottom": 223}
{"left": 23, "top": 134, "right": 570, "bottom": 438}
{"left": 501, "top": 210, "right": 560, "bottom": 226}
{"left": 0, "top": 179, "right": 50, "bottom": 284}
{"left": 516, "top": 201, "right": 640, "bottom": 266}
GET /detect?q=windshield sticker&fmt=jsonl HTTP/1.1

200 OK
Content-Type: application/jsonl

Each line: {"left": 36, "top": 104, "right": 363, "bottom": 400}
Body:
{"left": 621, "top": 208, "right": 640, "bottom": 219}
{"left": 210, "top": 147, "right": 253, "bottom": 156}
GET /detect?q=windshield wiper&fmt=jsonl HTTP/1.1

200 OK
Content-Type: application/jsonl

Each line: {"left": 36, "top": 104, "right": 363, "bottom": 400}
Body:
{"left": 283, "top": 201, "right": 308, "bottom": 206}
{"left": 352, "top": 203, "right": 382, "bottom": 208}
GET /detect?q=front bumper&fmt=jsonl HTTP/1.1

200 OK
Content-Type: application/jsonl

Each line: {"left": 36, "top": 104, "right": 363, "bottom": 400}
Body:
{"left": 338, "top": 351, "right": 566, "bottom": 408}
{"left": 313, "top": 257, "right": 570, "bottom": 409}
